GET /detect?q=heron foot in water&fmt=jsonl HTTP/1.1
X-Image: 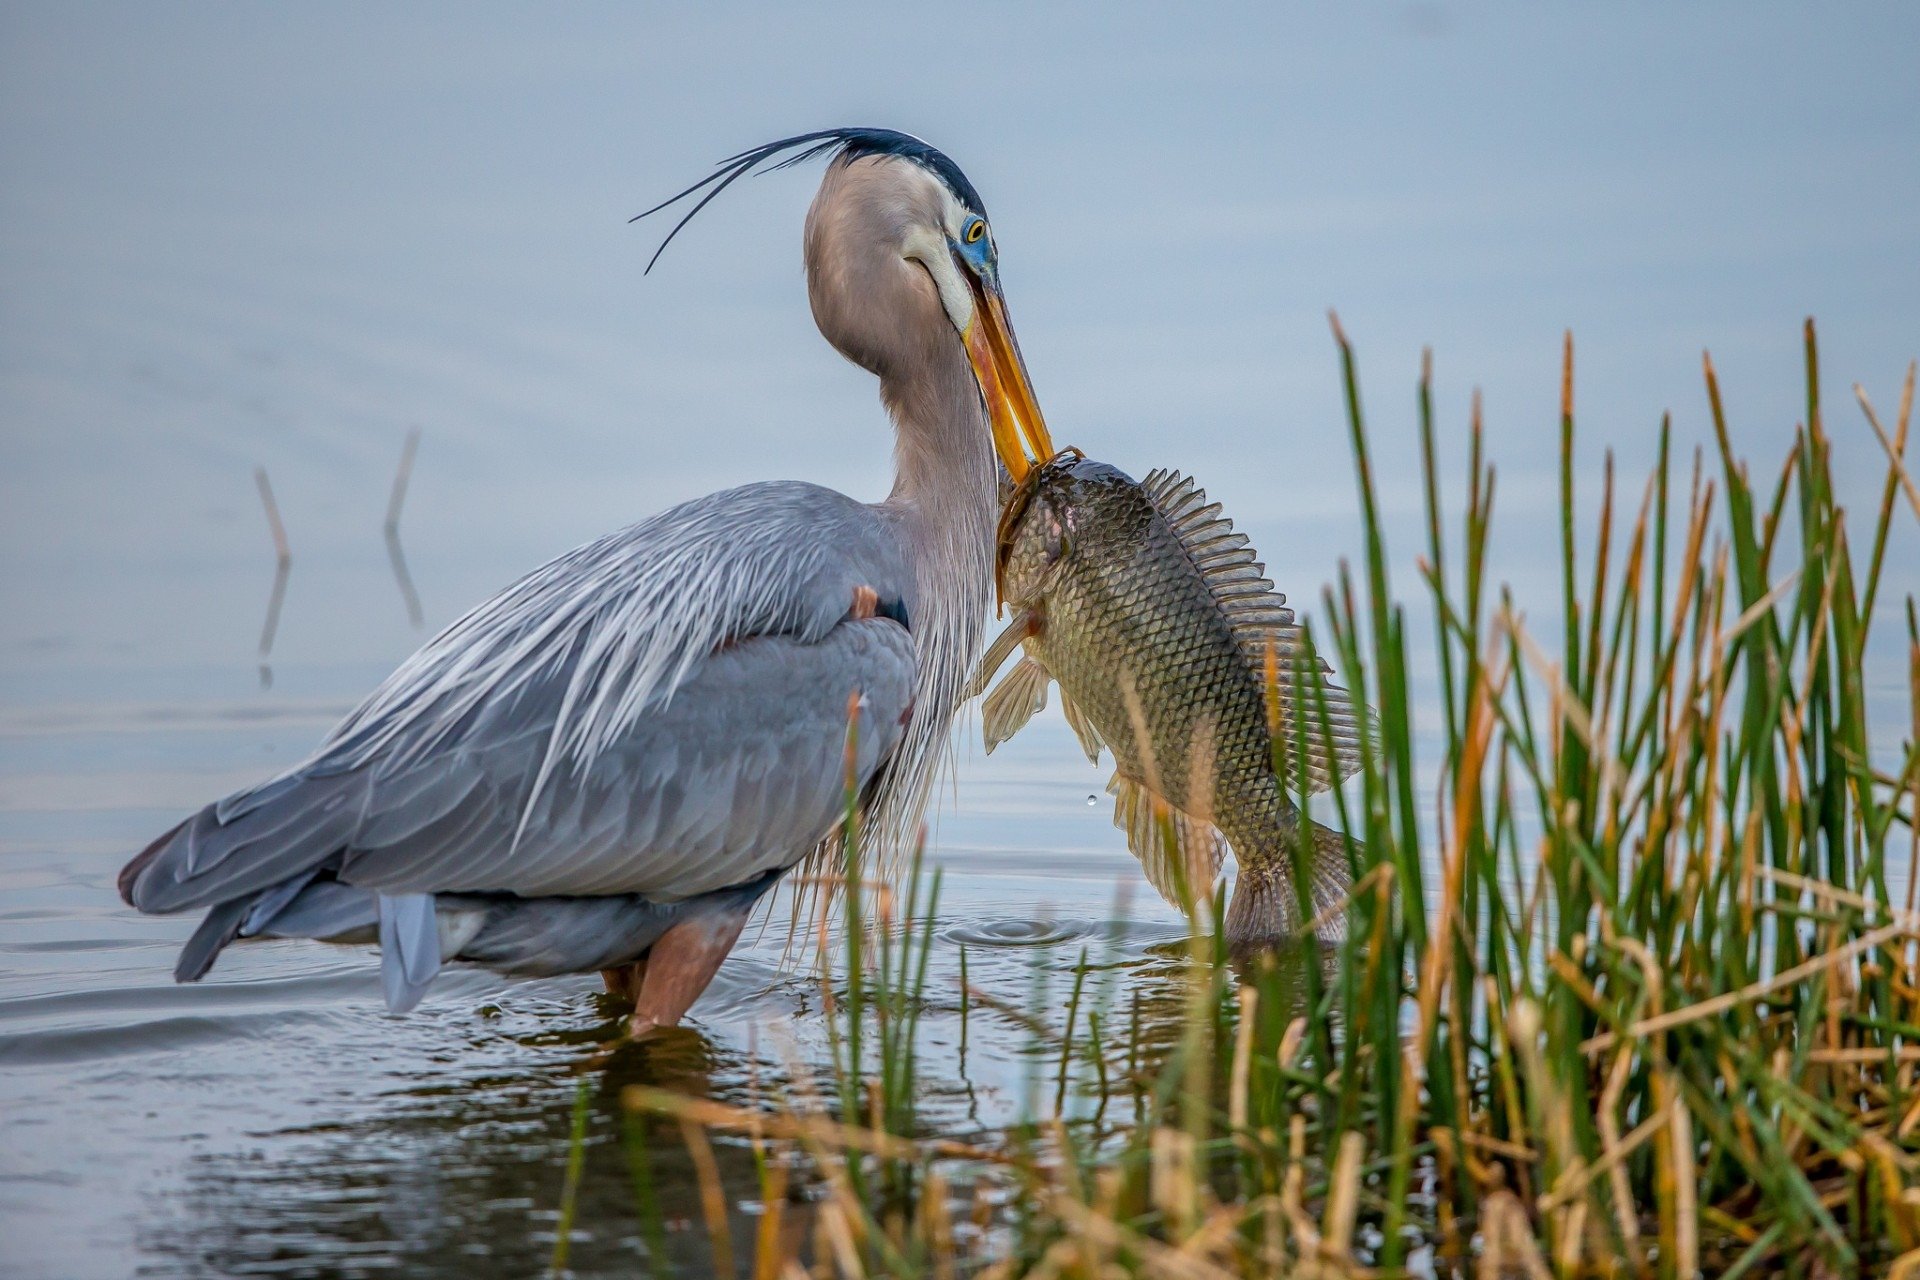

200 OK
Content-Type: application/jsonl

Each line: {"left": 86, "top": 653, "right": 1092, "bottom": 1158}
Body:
{"left": 623, "top": 909, "right": 752, "bottom": 1038}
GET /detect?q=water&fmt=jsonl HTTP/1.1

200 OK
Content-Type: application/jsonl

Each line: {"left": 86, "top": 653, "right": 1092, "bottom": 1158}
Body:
{"left": 0, "top": 680, "right": 1176, "bottom": 1277}
{"left": 3, "top": 5, "right": 1917, "bottom": 1276}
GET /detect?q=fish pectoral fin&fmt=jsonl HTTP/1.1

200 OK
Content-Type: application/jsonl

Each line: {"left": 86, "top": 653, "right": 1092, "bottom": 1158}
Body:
{"left": 1106, "top": 773, "right": 1229, "bottom": 916}
{"left": 1058, "top": 688, "right": 1105, "bottom": 764}
{"left": 981, "top": 656, "right": 1050, "bottom": 753}
{"left": 965, "top": 611, "right": 1034, "bottom": 701}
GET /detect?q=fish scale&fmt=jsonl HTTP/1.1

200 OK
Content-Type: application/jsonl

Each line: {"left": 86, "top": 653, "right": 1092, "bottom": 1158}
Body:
{"left": 975, "top": 455, "right": 1367, "bottom": 945}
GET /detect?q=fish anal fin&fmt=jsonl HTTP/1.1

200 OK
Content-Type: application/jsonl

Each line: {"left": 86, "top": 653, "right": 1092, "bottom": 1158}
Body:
{"left": 981, "top": 656, "right": 1050, "bottom": 753}
{"left": 1106, "top": 772, "right": 1229, "bottom": 916}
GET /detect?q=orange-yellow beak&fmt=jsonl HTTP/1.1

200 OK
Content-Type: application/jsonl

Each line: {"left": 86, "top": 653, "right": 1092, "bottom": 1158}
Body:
{"left": 963, "top": 282, "right": 1054, "bottom": 482}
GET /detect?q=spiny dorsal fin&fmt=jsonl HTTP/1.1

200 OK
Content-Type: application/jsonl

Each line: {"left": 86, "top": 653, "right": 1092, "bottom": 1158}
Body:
{"left": 1140, "top": 468, "right": 1369, "bottom": 793}
{"left": 1140, "top": 469, "right": 1301, "bottom": 650}
{"left": 981, "top": 656, "right": 1050, "bottom": 753}
{"left": 1107, "top": 772, "right": 1229, "bottom": 916}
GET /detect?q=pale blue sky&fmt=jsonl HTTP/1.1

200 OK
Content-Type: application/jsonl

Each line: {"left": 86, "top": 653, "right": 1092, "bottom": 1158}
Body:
{"left": 2, "top": 2, "right": 1915, "bottom": 691}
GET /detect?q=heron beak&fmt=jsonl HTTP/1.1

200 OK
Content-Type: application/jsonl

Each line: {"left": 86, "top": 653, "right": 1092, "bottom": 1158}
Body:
{"left": 964, "top": 281, "right": 1055, "bottom": 481}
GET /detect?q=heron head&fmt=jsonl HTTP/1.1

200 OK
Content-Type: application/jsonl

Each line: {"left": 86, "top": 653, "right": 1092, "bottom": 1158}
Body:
{"left": 634, "top": 128, "right": 1055, "bottom": 481}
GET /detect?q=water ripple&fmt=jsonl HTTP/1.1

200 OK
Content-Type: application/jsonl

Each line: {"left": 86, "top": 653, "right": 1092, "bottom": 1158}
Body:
{"left": 940, "top": 917, "right": 1090, "bottom": 947}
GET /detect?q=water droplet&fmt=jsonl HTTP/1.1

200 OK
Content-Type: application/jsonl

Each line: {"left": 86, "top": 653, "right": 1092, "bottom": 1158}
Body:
{"left": 1086, "top": 794, "right": 1098, "bottom": 806}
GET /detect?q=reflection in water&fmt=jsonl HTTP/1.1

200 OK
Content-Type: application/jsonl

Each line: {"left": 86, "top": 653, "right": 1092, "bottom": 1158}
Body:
{"left": 253, "top": 432, "right": 426, "bottom": 694}
{"left": 140, "top": 1007, "right": 777, "bottom": 1278}
{"left": 253, "top": 466, "right": 292, "bottom": 690}
{"left": 1117, "top": 933, "right": 1336, "bottom": 1066}
{"left": 384, "top": 428, "right": 425, "bottom": 629}
{"left": 112, "top": 913, "right": 1226, "bottom": 1278}
{"left": 0, "top": 662, "right": 1231, "bottom": 1278}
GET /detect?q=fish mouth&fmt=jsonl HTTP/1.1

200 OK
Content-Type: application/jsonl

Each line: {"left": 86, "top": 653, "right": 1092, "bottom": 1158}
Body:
{"left": 993, "top": 446, "right": 1084, "bottom": 608}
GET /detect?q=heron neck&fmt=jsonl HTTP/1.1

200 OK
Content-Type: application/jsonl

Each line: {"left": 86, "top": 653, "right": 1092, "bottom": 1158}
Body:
{"left": 879, "top": 348, "right": 1000, "bottom": 558}
{"left": 859, "top": 347, "right": 998, "bottom": 860}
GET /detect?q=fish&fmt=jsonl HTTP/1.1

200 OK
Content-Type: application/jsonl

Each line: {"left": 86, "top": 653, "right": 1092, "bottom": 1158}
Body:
{"left": 969, "top": 452, "right": 1368, "bottom": 946}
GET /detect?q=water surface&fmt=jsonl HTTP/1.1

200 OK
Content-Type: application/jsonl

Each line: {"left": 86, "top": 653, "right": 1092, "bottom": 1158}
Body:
{"left": 3, "top": 5, "right": 1917, "bottom": 1276}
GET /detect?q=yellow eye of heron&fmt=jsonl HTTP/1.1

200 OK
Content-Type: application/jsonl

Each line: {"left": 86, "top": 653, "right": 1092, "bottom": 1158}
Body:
{"left": 965, "top": 220, "right": 986, "bottom": 244}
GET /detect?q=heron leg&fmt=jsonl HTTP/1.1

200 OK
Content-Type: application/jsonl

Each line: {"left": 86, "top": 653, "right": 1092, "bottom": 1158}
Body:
{"left": 848, "top": 584, "right": 878, "bottom": 620}
{"left": 601, "top": 957, "right": 646, "bottom": 1000}
{"left": 628, "top": 908, "right": 750, "bottom": 1038}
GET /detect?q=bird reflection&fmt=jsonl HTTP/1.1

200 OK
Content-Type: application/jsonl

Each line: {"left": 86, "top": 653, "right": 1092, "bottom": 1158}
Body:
{"left": 384, "top": 427, "right": 424, "bottom": 628}
{"left": 131, "top": 922, "right": 1336, "bottom": 1277}
{"left": 253, "top": 466, "right": 291, "bottom": 690}
{"left": 143, "top": 1007, "right": 772, "bottom": 1278}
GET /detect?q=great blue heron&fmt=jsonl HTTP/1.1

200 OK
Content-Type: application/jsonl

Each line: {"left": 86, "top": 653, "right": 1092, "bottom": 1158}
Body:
{"left": 119, "top": 128, "right": 1055, "bottom": 1036}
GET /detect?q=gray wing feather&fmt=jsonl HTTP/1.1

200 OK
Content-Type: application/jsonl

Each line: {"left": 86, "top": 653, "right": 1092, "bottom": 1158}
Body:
{"left": 127, "top": 479, "right": 921, "bottom": 997}
{"left": 145, "top": 621, "right": 912, "bottom": 1007}
{"left": 256, "top": 881, "right": 377, "bottom": 939}
{"left": 124, "top": 483, "right": 916, "bottom": 918}
{"left": 138, "top": 622, "right": 913, "bottom": 909}
{"left": 174, "top": 897, "right": 249, "bottom": 982}
{"left": 404, "top": 620, "right": 913, "bottom": 898}
{"left": 239, "top": 869, "right": 320, "bottom": 935}
{"left": 328, "top": 481, "right": 910, "bottom": 813}
{"left": 134, "top": 775, "right": 366, "bottom": 914}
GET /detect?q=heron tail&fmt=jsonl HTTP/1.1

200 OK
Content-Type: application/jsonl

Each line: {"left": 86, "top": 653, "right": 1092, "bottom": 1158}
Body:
{"left": 120, "top": 768, "right": 384, "bottom": 993}
{"left": 149, "top": 871, "right": 445, "bottom": 1012}
{"left": 119, "top": 769, "right": 366, "bottom": 915}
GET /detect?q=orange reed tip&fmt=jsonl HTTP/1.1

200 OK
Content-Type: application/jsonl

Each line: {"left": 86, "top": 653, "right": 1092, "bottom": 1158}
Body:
{"left": 1559, "top": 332, "right": 1574, "bottom": 419}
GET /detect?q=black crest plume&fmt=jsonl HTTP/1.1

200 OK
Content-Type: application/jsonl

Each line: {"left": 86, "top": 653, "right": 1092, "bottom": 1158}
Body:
{"left": 632, "top": 128, "right": 985, "bottom": 274}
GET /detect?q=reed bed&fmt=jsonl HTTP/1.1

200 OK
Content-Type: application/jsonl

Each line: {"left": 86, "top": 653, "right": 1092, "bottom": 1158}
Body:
{"left": 621, "top": 321, "right": 1920, "bottom": 1277}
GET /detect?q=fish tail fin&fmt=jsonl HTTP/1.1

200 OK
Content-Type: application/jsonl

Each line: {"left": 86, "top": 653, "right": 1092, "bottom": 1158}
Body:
{"left": 1222, "top": 868, "right": 1300, "bottom": 947}
{"left": 1225, "top": 818, "right": 1357, "bottom": 947}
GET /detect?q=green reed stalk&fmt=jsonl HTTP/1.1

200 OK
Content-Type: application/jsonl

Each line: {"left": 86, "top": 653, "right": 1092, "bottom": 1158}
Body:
{"left": 627, "top": 320, "right": 1920, "bottom": 1277}
{"left": 549, "top": 1077, "right": 591, "bottom": 1277}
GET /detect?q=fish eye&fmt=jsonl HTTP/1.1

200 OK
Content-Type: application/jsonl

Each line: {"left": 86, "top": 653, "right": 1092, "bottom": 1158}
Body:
{"left": 964, "top": 219, "right": 986, "bottom": 245}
